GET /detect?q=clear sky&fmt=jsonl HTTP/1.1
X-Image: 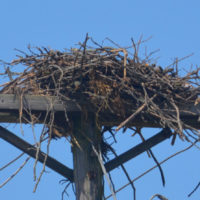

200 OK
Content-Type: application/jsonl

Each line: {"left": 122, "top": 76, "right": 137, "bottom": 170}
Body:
{"left": 0, "top": 0, "right": 200, "bottom": 200}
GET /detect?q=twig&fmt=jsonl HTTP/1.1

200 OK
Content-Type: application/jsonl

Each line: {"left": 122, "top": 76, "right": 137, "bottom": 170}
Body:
{"left": 33, "top": 112, "right": 54, "bottom": 192}
{"left": 105, "top": 127, "right": 172, "bottom": 172}
{"left": 0, "top": 156, "right": 30, "bottom": 188}
{"left": 110, "top": 148, "right": 136, "bottom": 200}
{"left": 0, "top": 152, "right": 24, "bottom": 171}
{"left": 136, "top": 127, "right": 165, "bottom": 186}
{"left": 105, "top": 140, "right": 197, "bottom": 199}
{"left": 33, "top": 100, "right": 53, "bottom": 181}
{"left": 0, "top": 126, "right": 74, "bottom": 181}
{"left": 61, "top": 181, "right": 71, "bottom": 200}
{"left": 116, "top": 94, "right": 157, "bottom": 132}
{"left": 188, "top": 180, "right": 200, "bottom": 197}
{"left": 170, "top": 99, "right": 183, "bottom": 137}
{"left": 150, "top": 194, "right": 168, "bottom": 200}
{"left": 92, "top": 145, "right": 117, "bottom": 200}
{"left": 115, "top": 103, "right": 146, "bottom": 132}
{"left": 132, "top": 128, "right": 165, "bottom": 186}
{"left": 166, "top": 53, "right": 194, "bottom": 68}
{"left": 148, "top": 149, "right": 165, "bottom": 186}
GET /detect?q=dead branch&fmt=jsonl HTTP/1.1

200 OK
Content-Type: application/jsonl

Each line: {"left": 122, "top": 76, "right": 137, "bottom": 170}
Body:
{"left": 1, "top": 37, "right": 200, "bottom": 199}
{"left": 92, "top": 145, "right": 117, "bottom": 200}
{"left": 0, "top": 156, "right": 30, "bottom": 188}
{"left": 115, "top": 94, "right": 157, "bottom": 132}
{"left": 109, "top": 147, "right": 136, "bottom": 200}
{"left": 148, "top": 149, "right": 165, "bottom": 186}
{"left": 105, "top": 128, "right": 172, "bottom": 172}
{"left": 105, "top": 140, "right": 198, "bottom": 199}
{"left": 188, "top": 181, "right": 200, "bottom": 197}
{"left": 0, "top": 152, "right": 24, "bottom": 171}
{"left": 150, "top": 194, "right": 168, "bottom": 200}
{"left": 0, "top": 39, "right": 199, "bottom": 140}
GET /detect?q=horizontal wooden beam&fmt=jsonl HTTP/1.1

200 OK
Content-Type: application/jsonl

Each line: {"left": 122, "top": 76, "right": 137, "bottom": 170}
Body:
{"left": 0, "top": 94, "right": 81, "bottom": 111}
{"left": 0, "top": 94, "right": 200, "bottom": 128}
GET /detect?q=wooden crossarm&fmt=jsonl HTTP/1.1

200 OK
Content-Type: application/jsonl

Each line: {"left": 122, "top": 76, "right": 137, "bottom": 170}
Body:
{"left": 0, "top": 126, "right": 74, "bottom": 182}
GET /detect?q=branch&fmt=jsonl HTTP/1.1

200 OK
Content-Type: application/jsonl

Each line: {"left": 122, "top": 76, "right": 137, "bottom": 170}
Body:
{"left": 0, "top": 126, "right": 74, "bottom": 182}
{"left": 148, "top": 149, "right": 165, "bottom": 186}
{"left": 105, "top": 139, "right": 197, "bottom": 199}
{"left": 150, "top": 194, "right": 168, "bottom": 200}
{"left": 188, "top": 181, "right": 200, "bottom": 197}
{"left": 105, "top": 127, "right": 172, "bottom": 172}
{"left": 92, "top": 145, "right": 117, "bottom": 200}
{"left": 0, "top": 156, "right": 30, "bottom": 188}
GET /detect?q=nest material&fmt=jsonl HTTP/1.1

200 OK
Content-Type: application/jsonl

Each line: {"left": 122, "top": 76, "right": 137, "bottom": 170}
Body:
{"left": 1, "top": 39, "right": 200, "bottom": 139}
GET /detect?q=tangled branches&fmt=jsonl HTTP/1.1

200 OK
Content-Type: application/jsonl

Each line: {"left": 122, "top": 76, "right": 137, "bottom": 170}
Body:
{"left": 1, "top": 37, "right": 200, "bottom": 199}
{"left": 1, "top": 38, "right": 200, "bottom": 140}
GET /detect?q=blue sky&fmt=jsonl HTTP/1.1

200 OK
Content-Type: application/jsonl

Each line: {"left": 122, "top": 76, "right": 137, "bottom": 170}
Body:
{"left": 0, "top": 0, "right": 200, "bottom": 199}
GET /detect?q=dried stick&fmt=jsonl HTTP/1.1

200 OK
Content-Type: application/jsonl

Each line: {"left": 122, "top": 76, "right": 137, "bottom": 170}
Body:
{"left": 188, "top": 181, "right": 200, "bottom": 197}
{"left": 105, "top": 140, "right": 197, "bottom": 199}
{"left": 33, "top": 112, "right": 54, "bottom": 192}
{"left": 166, "top": 53, "right": 194, "bottom": 68}
{"left": 115, "top": 103, "right": 147, "bottom": 132}
{"left": 110, "top": 148, "right": 136, "bottom": 200}
{"left": 92, "top": 145, "right": 117, "bottom": 200}
{"left": 105, "top": 128, "right": 172, "bottom": 172}
{"left": 0, "top": 152, "right": 24, "bottom": 171}
{"left": 136, "top": 130, "right": 165, "bottom": 186}
{"left": 0, "top": 156, "right": 30, "bottom": 188}
{"left": 148, "top": 149, "right": 165, "bottom": 186}
{"left": 61, "top": 182, "right": 71, "bottom": 200}
{"left": 33, "top": 103, "right": 52, "bottom": 181}
{"left": 0, "top": 126, "right": 74, "bottom": 181}
{"left": 170, "top": 99, "right": 183, "bottom": 136}
{"left": 116, "top": 94, "right": 157, "bottom": 132}
{"left": 150, "top": 194, "right": 168, "bottom": 200}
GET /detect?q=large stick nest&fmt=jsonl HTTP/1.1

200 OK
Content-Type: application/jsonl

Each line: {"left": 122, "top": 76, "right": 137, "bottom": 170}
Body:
{"left": 1, "top": 37, "right": 200, "bottom": 139}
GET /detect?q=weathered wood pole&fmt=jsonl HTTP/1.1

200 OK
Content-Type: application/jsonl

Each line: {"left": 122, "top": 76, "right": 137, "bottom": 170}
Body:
{"left": 72, "top": 113, "right": 103, "bottom": 200}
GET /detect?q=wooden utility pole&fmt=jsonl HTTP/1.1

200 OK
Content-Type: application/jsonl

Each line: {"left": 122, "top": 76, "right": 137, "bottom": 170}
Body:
{"left": 72, "top": 113, "right": 103, "bottom": 200}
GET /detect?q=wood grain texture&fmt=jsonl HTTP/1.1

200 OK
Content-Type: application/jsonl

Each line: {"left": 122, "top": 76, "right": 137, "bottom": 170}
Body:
{"left": 72, "top": 113, "right": 103, "bottom": 200}
{"left": 0, "top": 94, "right": 80, "bottom": 111}
{"left": 0, "top": 94, "right": 200, "bottom": 128}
